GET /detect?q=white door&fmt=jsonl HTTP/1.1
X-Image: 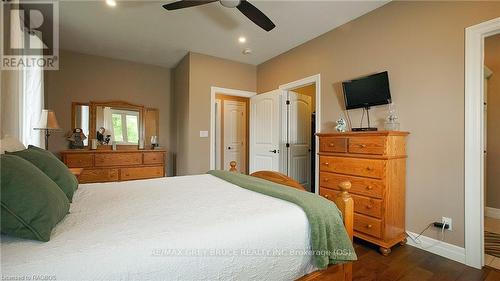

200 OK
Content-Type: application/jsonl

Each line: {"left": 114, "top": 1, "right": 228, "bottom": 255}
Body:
{"left": 249, "top": 90, "right": 282, "bottom": 173}
{"left": 287, "top": 91, "right": 312, "bottom": 189}
{"left": 223, "top": 100, "right": 247, "bottom": 173}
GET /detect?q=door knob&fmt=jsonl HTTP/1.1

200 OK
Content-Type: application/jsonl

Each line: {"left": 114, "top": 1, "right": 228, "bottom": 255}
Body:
{"left": 269, "top": 149, "right": 277, "bottom": 153}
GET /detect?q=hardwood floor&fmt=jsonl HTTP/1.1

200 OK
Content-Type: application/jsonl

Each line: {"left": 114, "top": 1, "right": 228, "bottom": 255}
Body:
{"left": 340, "top": 238, "right": 500, "bottom": 281}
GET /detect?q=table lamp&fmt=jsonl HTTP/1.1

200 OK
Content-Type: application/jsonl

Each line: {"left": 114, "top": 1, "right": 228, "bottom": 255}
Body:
{"left": 34, "top": 109, "right": 62, "bottom": 150}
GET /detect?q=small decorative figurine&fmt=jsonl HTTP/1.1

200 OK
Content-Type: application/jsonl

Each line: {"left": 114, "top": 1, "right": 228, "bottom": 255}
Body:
{"left": 96, "top": 127, "right": 111, "bottom": 145}
{"left": 335, "top": 118, "right": 347, "bottom": 132}
{"left": 67, "top": 128, "right": 87, "bottom": 149}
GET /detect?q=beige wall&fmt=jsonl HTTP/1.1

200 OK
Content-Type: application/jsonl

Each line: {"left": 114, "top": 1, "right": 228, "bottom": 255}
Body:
{"left": 485, "top": 34, "right": 500, "bottom": 210}
{"left": 173, "top": 52, "right": 256, "bottom": 175}
{"left": 257, "top": 1, "right": 500, "bottom": 247}
{"left": 172, "top": 55, "right": 190, "bottom": 175}
{"left": 45, "top": 50, "right": 173, "bottom": 175}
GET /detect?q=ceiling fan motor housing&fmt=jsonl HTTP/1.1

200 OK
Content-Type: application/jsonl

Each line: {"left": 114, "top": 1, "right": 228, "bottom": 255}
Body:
{"left": 220, "top": 0, "right": 241, "bottom": 8}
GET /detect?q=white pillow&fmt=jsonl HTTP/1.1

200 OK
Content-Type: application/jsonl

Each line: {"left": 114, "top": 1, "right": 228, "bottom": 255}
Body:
{"left": 0, "top": 136, "right": 26, "bottom": 154}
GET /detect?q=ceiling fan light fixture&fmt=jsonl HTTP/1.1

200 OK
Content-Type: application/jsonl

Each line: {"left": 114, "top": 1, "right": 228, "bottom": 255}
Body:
{"left": 242, "top": 48, "right": 252, "bottom": 55}
{"left": 106, "top": 0, "right": 117, "bottom": 7}
{"left": 163, "top": 0, "right": 275, "bottom": 32}
{"left": 220, "top": 0, "right": 241, "bottom": 8}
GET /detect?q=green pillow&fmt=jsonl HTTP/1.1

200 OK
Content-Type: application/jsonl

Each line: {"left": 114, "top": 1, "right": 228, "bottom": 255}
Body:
{"left": 7, "top": 148, "right": 78, "bottom": 202}
{"left": 1, "top": 154, "right": 70, "bottom": 241}
{"left": 28, "top": 145, "right": 58, "bottom": 159}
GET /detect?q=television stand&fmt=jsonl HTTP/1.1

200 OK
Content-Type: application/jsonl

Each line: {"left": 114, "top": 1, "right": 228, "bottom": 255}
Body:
{"left": 351, "top": 106, "right": 378, "bottom": 132}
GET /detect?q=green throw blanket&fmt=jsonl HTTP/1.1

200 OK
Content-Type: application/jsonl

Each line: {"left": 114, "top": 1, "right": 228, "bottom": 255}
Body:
{"left": 207, "top": 170, "right": 357, "bottom": 269}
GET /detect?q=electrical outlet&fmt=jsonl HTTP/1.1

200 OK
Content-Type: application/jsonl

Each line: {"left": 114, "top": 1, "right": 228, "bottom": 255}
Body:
{"left": 442, "top": 217, "right": 452, "bottom": 231}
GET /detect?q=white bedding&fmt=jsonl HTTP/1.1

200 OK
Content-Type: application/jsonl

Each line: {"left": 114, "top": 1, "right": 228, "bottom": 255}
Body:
{"left": 1, "top": 175, "right": 316, "bottom": 281}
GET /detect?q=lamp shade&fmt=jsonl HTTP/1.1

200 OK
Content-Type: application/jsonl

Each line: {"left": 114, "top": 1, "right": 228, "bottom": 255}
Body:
{"left": 34, "top": 110, "right": 61, "bottom": 131}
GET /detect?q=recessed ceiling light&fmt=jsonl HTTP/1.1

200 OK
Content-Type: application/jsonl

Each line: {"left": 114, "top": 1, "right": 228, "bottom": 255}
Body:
{"left": 106, "top": 0, "right": 117, "bottom": 7}
{"left": 238, "top": 36, "right": 246, "bottom": 44}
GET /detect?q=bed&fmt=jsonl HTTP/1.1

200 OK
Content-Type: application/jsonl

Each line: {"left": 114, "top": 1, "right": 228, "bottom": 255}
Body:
{"left": 1, "top": 165, "right": 354, "bottom": 281}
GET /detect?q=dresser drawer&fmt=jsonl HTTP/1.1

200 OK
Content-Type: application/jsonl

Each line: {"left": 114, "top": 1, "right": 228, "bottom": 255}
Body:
{"left": 65, "top": 154, "right": 93, "bottom": 168}
{"left": 354, "top": 213, "right": 382, "bottom": 238}
{"left": 320, "top": 187, "right": 383, "bottom": 218}
{"left": 95, "top": 153, "right": 142, "bottom": 167}
{"left": 348, "top": 137, "right": 386, "bottom": 155}
{"left": 143, "top": 152, "right": 164, "bottom": 165}
{"left": 319, "top": 172, "right": 384, "bottom": 199}
{"left": 120, "top": 166, "right": 164, "bottom": 180}
{"left": 319, "top": 137, "right": 347, "bottom": 153}
{"left": 319, "top": 156, "right": 385, "bottom": 179}
{"left": 353, "top": 193, "right": 383, "bottom": 218}
{"left": 319, "top": 186, "right": 340, "bottom": 201}
{"left": 79, "top": 168, "right": 119, "bottom": 183}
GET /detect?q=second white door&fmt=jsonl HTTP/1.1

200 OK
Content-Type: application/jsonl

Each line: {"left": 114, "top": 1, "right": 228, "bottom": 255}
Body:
{"left": 223, "top": 100, "right": 247, "bottom": 173}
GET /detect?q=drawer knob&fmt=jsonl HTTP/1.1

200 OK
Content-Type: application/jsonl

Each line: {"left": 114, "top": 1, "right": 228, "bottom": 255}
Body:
{"left": 323, "top": 178, "right": 329, "bottom": 182}
{"left": 366, "top": 167, "right": 373, "bottom": 171}
{"left": 323, "top": 162, "right": 330, "bottom": 166}
{"left": 359, "top": 144, "right": 367, "bottom": 148}
{"left": 366, "top": 224, "right": 373, "bottom": 229}
{"left": 366, "top": 204, "right": 374, "bottom": 209}
{"left": 323, "top": 194, "right": 330, "bottom": 199}
{"left": 366, "top": 185, "right": 373, "bottom": 190}
{"left": 328, "top": 143, "right": 335, "bottom": 147}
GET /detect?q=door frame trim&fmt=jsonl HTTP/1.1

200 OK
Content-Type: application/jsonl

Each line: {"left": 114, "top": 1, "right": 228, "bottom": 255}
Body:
{"left": 278, "top": 74, "right": 321, "bottom": 194}
{"left": 464, "top": 17, "right": 500, "bottom": 269}
{"left": 210, "top": 86, "right": 256, "bottom": 170}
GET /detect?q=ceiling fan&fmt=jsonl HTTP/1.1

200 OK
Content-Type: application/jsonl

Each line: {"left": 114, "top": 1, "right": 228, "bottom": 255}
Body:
{"left": 162, "top": 0, "right": 276, "bottom": 32}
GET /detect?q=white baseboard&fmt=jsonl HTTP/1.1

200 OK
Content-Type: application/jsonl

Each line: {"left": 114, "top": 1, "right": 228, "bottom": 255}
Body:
{"left": 406, "top": 231, "right": 466, "bottom": 264}
{"left": 485, "top": 207, "right": 500, "bottom": 219}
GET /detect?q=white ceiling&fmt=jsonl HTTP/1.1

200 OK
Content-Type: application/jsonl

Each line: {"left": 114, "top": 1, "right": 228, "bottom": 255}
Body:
{"left": 59, "top": 0, "right": 387, "bottom": 68}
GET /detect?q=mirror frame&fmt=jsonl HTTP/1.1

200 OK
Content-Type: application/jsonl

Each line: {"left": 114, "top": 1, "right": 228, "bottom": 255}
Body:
{"left": 89, "top": 100, "right": 145, "bottom": 145}
{"left": 71, "top": 102, "right": 90, "bottom": 146}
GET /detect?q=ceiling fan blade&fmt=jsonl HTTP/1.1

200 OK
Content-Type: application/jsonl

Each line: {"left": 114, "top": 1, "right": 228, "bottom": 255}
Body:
{"left": 236, "top": 0, "right": 275, "bottom": 32}
{"left": 163, "top": 0, "right": 217, "bottom": 11}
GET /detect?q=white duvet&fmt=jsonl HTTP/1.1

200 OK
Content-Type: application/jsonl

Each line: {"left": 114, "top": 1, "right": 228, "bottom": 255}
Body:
{"left": 1, "top": 175, "right": 316, "bottom": 281}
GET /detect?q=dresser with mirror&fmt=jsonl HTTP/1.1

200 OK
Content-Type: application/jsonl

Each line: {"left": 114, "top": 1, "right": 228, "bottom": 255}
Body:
{"left": 62, "top": 100, "right": 165, "bottom": 183}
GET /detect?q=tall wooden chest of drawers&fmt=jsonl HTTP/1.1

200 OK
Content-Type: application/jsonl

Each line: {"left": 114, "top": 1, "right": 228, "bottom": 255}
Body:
{"left": 317, "top": 131, "right": 409, "bottom": 255}
{"left": 60, "top": 149, "right": 166, "bottom": 184}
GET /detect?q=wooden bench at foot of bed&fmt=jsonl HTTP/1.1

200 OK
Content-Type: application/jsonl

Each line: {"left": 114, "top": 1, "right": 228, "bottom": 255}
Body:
{"left": 229, "top": 161, "right": 354, "bottom": 281}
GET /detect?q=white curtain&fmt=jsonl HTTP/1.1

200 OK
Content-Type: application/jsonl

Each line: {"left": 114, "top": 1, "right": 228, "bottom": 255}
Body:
{"left": 1, "top": 10, "right": 44, "bottom": 147}
{"left": 81, "top": 106, "right": 89, "bottom": 146}
{"left": 103, "top": 107, "right": 114, "bottom": 142}
{"left": 20, "top": 35, "right": 44, "bottom": 147}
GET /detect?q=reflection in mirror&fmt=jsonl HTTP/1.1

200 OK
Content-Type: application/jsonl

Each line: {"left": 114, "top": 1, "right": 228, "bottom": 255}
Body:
{"left": 95, "top": 106, "right": 140, "bottom": 145}
{"left": 74, "top": 104, "right": 90, "bottom": 146}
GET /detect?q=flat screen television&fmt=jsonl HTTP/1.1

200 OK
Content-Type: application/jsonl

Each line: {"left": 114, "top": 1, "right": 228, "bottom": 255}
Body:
{"left": 342, "top": 71, "right": 392, "bottom": 110}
